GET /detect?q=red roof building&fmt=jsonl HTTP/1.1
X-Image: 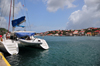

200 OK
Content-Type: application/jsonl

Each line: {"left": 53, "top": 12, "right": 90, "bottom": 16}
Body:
{"left": 87, "top": 32, "right": 92, "bottom": 36}
{"left": 94, "top": 30, "right": 100, "bottom": 33}
{"left": 73, "top": 30, "right": 78, "bottom": 34}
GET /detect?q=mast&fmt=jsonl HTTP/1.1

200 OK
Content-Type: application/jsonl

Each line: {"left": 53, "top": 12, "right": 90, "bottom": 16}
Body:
{"left": 13, "top": 0, "right": 14, "bottom": 20}
{"left": 12, "top": 0, "right": 15, "bottom": 31}
{"left": 8, "top": 0, "right": 12, "bottom": 32}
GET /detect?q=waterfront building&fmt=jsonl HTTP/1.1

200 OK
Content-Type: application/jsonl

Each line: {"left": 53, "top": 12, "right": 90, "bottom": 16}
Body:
{"left": 87, "top": 32, "right": 92, "bottom": 36}
{"left": 73, "top": 30, "right": 79, "bottom": 36}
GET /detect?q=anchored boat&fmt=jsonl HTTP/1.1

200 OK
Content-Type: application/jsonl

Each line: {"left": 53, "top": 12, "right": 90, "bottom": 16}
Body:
{"left": 0, "top": 0, "right": 49, "bottom": 55}
{"left": 0, "top": 0, "right": 19, "bottom": 55}
{"left": 0, "top": 35, "right": 19, "bottom": 55}
{"left": 12, "top": 31, "right": 49, "bottom": 49}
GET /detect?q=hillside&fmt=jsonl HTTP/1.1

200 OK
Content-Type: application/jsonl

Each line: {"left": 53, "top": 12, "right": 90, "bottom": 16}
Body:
{"left": 0, "top": 28, "right": 8, "bottom": 35}
{"left": 36, "top": 27, "right": 100, "bottom": 36}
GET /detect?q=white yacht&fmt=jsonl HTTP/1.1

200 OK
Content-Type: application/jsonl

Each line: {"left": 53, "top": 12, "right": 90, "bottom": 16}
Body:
{"left": 12, "top": 31, "right": 49, "bottom": 49}
{"left": 0, "top": 0, "right": 19, "bottom": 55}
{"left": 0, "top": 34, "right": 19, "bottom": 55}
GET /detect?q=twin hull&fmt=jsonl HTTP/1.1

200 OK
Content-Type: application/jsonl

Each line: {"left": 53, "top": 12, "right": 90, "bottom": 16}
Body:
{"left": 0, "top": 40, "right": 19, "bottom": 55}
{"left": 0, "top": 38, "right": 49, "bottom": 55}
{"left": 18, "top": 38, "right": 49, "bottom": 49}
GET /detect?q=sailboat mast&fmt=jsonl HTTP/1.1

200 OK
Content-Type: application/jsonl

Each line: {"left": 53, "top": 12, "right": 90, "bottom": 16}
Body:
{"left": 12, "top": 0, "right": 15, "bottom": 31}
{"left": 13, "top": 0, "right": 14, "bottom": 20}
{"left": 8, "top": 0, "right": 12, "bottom": 32}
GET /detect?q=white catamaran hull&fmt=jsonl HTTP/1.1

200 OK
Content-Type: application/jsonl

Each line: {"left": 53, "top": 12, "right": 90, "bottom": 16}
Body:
{"left": 18, "top": 38, "right": 49, "bottom": 49}
{"left": 0, "top": 39, "right": 19, "bottom": 55}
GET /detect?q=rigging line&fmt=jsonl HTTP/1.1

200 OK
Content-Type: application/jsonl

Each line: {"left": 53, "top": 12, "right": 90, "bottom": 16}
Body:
{"left": 23, "top": 0, "right": 29, "bottom": 29}
{"left": 16, "top": 0, "right": 25, "bottom": 31}
{"left": 24, "top": 0, "right": 32, "bottom": 31}
{"left": 8, "top": 0, "right": 12, "bottom": 32}
{"left": 17, "top": 0, "right": 24, "bottom": 16}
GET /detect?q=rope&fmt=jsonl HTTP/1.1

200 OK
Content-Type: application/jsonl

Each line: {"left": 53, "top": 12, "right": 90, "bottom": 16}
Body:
{"left": 17, "top": 0, "right": 24, "bottom": 16}
{"left": 24, "top": 0, "right": 32, "bottom": 31}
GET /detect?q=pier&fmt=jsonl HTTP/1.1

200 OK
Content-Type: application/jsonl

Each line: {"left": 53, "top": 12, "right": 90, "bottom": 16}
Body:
{"left": 0, "top": 52, "right": 11, "bottom": 66}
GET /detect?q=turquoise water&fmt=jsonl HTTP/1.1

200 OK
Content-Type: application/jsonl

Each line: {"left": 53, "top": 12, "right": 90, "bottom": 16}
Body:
{"left": 5, "top": 36, "right": 100, "bottom": 66}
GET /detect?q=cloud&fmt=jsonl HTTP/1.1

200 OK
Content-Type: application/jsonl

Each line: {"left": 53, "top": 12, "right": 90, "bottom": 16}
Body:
{"left": 0, "top": 0, "right": 23, "bottom": 28}
{"left": 43, "top": 0, "right": 76, "bottom": 12}
{"left": 0, "top": 0, "right": 23, "bottom": 17}
{"left": 66, "top": 0, "right": 100, "bottom": 30}
{"left": 0, "top": 17, "right": 7, "bottom": 28}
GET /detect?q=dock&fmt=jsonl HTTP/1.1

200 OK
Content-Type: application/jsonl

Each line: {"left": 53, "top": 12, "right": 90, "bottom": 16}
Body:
{"left": 0, "top": 52, "right": 11, "bottom": 66}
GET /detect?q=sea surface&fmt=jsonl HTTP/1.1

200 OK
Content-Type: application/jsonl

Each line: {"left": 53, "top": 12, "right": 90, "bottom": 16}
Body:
{"left": 4, "top": 36, "right": 100, "bottom": 66}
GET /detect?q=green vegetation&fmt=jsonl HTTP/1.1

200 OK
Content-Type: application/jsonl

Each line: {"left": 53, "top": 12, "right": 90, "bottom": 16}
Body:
{"left": 0, "top": 28, "right": 8, "bottom": 35}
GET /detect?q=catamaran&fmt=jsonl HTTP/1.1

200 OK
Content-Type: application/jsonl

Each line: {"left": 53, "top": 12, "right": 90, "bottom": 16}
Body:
{"left": 0, "top": 0, "right": 19, "bottom": 55}
{"left": 10, "top": 2, "right": 49, "bottom": 49}
{"left": 12, "top": 31, "right": 49, "bottom": 49}
{"left": 0, "top": 0, "right": 49, "bottom": 55}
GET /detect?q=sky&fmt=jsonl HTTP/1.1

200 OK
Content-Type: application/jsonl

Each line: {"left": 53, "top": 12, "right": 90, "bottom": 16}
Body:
{"left": 0, "top": 0, "right": 100, "bottom": 33}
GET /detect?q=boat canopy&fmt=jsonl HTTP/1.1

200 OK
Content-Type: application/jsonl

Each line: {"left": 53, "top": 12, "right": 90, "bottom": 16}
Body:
{"left": 15, "top": 32, "right": 35, "bottom": 38}
{"left": 12, "top": 16, "right": 26, "bottom": 27}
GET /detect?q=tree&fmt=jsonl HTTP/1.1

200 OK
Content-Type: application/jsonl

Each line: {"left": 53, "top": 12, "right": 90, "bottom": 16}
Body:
{"left": 0, "top": 28, "right": 8, "bottom": 35}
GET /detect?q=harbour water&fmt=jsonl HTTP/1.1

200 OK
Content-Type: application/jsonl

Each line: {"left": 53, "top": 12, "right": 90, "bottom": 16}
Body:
{"left": 4, "top": 36, "right": 100, "bottom": 66}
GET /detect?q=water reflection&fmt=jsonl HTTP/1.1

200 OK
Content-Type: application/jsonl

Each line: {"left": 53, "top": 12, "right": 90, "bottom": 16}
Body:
{"left": 5, "top": 46, "right": 49, "bottom": 66}
{"left": 3, "top": 36, "right": 100, "bottom": 66}
{"left": 5, "top": 54, "right": 20, "bottom": 66}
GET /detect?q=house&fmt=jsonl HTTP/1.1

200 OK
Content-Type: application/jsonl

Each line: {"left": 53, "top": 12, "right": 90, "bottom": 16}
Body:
{"left": 79, "top": 30, "right": 85, "bottom": 36}
{"left": 73, "top": 30, "right": 79, "bottom": 36}
{"left": 54, "top": 33, "right": 59, "bottom": 36}
{"left": 60, "top": 34, "right": 62, "bottom": 36}
{"left": 94, "top": 30, "right": 100, "bottom": 33}
{"left": 66, "top": 32, "right": 69, "bottom": 36}
{"left": 86, "top": 32, "right": 92, "bottom": 36}
{"left": 69, "top": 33, "right": 73, "bottom": 36}
{"left": 47, "top": 33, "right": 53, "bottom": 36}
{"left": 94, "top": 30, "right": 100, "bottom": 36}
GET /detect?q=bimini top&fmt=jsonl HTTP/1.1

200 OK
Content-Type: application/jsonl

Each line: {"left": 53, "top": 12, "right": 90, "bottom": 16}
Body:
{"left": 15, "top": 31, "right": 35, "bottom": 38}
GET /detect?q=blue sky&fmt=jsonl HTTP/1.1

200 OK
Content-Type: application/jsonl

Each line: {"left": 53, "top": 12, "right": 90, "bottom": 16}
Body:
{"left": 20, "top": 0, "right": 84, "bottom": 32}
{"left": 0, "top": 0, "right": 100, "bottom": 33}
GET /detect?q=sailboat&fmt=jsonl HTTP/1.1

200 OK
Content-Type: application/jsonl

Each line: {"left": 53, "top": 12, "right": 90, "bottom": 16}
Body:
{"left": 11, "top": 18, "right": 49, "bottom": 49}
{"left": 0, "top": 0, "right": 49, "bottom": 55}
{"left": 0, "top": 0, "right": 19, "bottom": 55}
{"left": 11, "top": 15, "right": 49, "bottom": 49}
{"left": 10, "top": 1, "right": 49, "bottom": 49}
